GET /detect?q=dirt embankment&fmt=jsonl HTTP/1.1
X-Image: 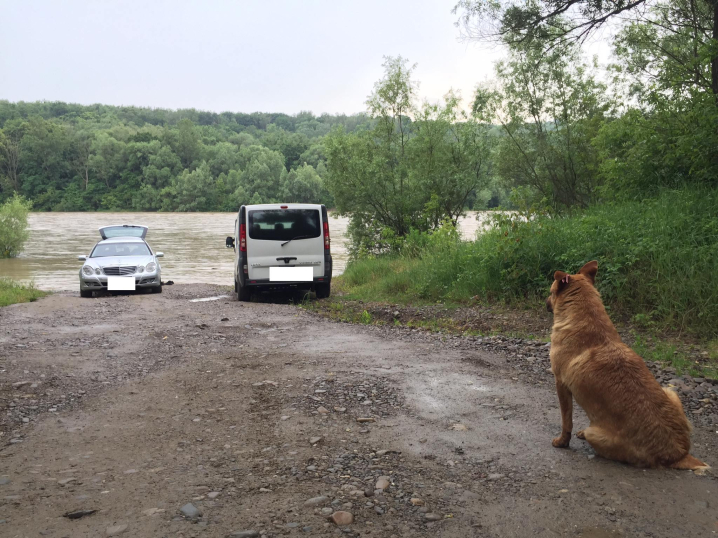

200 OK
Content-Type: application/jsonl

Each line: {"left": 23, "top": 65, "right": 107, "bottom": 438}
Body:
{"left": 0, "top": 285, "right": 716, "bottom": 538}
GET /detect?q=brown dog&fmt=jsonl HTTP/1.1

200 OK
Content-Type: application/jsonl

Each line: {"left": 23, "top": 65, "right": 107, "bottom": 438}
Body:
{"left": 546, "top": 260, "right": 708, "bottom": 470}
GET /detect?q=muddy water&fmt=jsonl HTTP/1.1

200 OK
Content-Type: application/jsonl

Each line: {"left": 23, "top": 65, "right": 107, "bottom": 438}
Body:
{"left": 0, "top": 211, "right": 494, "bottom": 291}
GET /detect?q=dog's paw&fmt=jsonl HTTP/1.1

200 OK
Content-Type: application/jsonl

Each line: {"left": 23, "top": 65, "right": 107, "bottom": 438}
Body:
{"left": 576, "top": 430, "right": 586, "bottom": 440}
{"left": 552, "top": 434, "right": 571, "bottom": 448}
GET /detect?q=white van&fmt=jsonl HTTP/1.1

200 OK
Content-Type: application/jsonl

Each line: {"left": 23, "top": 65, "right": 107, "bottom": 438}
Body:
{"left": 226, "top": 204, "right": 332, "bottom": 301}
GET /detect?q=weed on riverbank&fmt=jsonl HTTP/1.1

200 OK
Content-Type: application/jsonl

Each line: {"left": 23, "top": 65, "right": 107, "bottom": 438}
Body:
{"left": 0, "top": 279, "right": 48, "bottom": 307}
{"left": 335, "top": 189, "right": 718, "bottom": 339}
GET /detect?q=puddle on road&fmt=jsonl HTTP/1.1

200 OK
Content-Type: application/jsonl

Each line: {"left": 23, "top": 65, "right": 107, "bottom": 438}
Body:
{"left": 189, "top": 295, "right": 230, "bottom": 303}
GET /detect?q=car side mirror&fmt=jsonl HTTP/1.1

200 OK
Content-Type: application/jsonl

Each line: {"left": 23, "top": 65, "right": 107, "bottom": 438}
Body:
{"left": 156, "top": 252, "right": 164, "bottom": 257}
{"left": 226, "top": 236, "right": 235, "bottom": 249}
{"left": 78, "top": 255, "right": 87, "bottom": 261}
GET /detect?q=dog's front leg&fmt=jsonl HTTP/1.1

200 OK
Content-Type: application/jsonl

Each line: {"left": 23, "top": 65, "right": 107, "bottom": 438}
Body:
{"left": 552, "top": 380, "right": 573, "bottom": 448}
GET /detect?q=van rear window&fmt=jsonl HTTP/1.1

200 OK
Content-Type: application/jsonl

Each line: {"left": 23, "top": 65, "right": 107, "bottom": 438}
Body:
{"left": 248, "top": 210, "right": 321, "bottom": 241}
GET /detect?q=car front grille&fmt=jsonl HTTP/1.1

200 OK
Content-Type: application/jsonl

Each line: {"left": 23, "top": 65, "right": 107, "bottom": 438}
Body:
{"left": 103, "top": 266, "right": 136, "bottom": 276}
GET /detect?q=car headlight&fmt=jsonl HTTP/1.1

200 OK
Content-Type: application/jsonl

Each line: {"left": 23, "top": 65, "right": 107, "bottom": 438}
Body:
{"left": 95, "top": 267, "right": 102, "bottom": 275}
{"left": 82, "top": 265, "right": 94, "bottom": 276}
{"left": 145, "top": 262, "right": 157, "bottom": 272}
{"left": 136, "top": 265, "right": 145, "bottom": 274}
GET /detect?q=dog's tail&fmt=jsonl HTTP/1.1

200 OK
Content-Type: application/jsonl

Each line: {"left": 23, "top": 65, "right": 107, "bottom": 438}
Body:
{"left": 669, "top": 454, "right": 710, "bottom": 471}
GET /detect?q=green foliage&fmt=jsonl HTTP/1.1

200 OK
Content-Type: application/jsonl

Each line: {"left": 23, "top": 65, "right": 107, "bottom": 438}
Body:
{"left": 595, "top": 1, "right": 718, "bottom": 196}
{"left": 0, "top": 278, "right": 47, "bottom": 307}
{"left": 0, "top": 101, "right": 371, "bottom": 210}
{"left": 475, "top": 27, "right": 609, "bottom": 212}
{"left": 0, "top": 194, "right": 32, "bottom": 258}
{"left": 326, "top": 56, "right": 494, "bottom": 255}
{"left": 340, "top": 188, "right": 718, "bottom": 337}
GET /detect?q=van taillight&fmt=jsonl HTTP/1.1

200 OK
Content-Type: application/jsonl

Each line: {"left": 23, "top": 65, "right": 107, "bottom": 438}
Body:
{"left": 323, "top": 221, "right": 330, "bottom": 250}
{"left": 239, "top": 223, "right": 247, "bottom": 252}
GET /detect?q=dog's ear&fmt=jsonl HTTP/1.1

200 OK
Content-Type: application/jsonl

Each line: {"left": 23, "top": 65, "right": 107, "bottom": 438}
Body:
{"left": 579, "top": 260, "right": 598, "bottom": 285}
{"left": 553, "top": 271, "right": 570, "bottom": 292}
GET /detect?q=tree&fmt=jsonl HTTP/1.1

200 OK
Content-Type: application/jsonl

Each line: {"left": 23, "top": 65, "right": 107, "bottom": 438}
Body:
{"left": 168, "top": 161, "right": 216, "bottom": 211}
{"left": 454, "top": 0, "right": 718, "bottom": 96}
{"left": 89, "top": 132, "right": 125, "bottom": 190}
{"left": 236, "top": 145, "right": 286, "bottom": 203}
{"left": 176, "top": 118, "right": 201, "bottom": 168}
{"left": 410, "top": 91, "right": 493, "bottom": 227}
{"left": 326, "top": 56, "right": 493, "bottom": 254}
{"left": 0, "top": 194, "right": 32, "bottom": 258}
{"left": 69, "top": 128, "right": 94, "bottom": 191}
{"left": 474, "top": 31, "right": 609, "bottom": 210}
{"left": 326, "top": 56, "right": 421, "bottom": 244}
{"left": 592, "top": 0, "right": 718, "bottom": 194}
{"left": 282, "top": 163, "right": 324, "bottom": 203}
{"left": 19, "top": 117, "right": 72, "bottom": 199}
{"left": 611, "top": 0, "right": 718, "bottom": 99}
{"left": 0, "top": 120, "right": 25, "bottom": 194}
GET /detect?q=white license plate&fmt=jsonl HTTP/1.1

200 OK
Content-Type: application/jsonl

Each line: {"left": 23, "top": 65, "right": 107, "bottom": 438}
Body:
{"left": 107, "top": 276, "right": 136, "bottom": 290}
{"left": 269, "top": 266, "right": 313, "bottom": 282}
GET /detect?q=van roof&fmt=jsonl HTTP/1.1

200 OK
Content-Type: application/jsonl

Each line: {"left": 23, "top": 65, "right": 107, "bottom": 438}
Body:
{"left": 244, "top": 204, "right": 323, "bottom": 210}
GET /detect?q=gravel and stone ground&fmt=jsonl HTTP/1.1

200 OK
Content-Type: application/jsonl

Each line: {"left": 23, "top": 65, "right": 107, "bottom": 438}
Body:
{"left": 0, "top": 284, "right": 716, "bottom": 537}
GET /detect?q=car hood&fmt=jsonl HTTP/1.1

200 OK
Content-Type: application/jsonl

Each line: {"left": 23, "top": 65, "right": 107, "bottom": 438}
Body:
{"left": 86, "top": 256, "right": 155, "bottom": 267}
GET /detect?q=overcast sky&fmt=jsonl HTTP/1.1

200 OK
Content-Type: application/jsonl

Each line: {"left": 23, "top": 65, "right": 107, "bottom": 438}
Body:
{"left": 0, "top": 0, "right": 513, "bottom": 115}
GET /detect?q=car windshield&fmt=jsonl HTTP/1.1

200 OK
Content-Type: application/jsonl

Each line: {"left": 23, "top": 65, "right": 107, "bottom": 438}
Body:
{"left": 248, "top": 209, "right": 320, "bottom": 241}
{"left": 91, "top": 242, "right": 151, "bottom": 258}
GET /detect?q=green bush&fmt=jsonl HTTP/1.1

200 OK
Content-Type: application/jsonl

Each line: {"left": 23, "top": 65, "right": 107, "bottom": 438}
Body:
{"left": 0, "top": 278, "right": 47, "bottom": 307}
{"left": 0, "top": 194, "right": 32, "bottom": 258}
{"left": 341, "top": 188, "right": 718, "bottom": 336}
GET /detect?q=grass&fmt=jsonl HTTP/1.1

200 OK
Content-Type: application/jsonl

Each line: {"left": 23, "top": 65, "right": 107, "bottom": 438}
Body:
{"left": 0, "top": 279, "right": 48, "bottom": 307}
{"left": 338, "top": 188, "right": 718, "bottom": 338}
{"left": 307, "top": 187, "right": 718, "bottom": 377}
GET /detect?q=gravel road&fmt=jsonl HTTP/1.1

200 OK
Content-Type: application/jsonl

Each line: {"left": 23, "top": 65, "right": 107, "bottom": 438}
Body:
{"left": 1, "top": 285, "right": 716, "bottom": 538}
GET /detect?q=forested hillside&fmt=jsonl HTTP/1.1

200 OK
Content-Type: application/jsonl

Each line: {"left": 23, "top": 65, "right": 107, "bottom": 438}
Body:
{"left": 0, "top": 101, "right": 372, "bottom": 211}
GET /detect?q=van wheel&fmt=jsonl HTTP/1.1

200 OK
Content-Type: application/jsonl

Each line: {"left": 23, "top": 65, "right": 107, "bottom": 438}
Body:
{"left": 234, "top": 277, "right": 238, "bottom": 294}
{"left": 237, "top": 282, "right": 251, "bottom": 302}
{"left": 80, "top": 290, "right": 93, "bottom": 298}
{"left": 315, "top": 283, "right": 331, "bottom": 299}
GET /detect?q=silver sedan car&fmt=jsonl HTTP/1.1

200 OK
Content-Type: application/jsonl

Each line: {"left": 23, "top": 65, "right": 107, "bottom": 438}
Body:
{"left": 78, "top": 225, "right": 163, "bottom": 297}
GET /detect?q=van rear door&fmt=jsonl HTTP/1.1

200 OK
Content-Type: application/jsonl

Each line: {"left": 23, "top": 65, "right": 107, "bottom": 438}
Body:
{"left": 245, "top": 207, "right": 324, "bottom": 281}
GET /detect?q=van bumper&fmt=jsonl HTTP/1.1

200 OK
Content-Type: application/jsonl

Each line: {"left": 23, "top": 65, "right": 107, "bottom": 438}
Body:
{"left": 238, "top": 256, "right": 332, "bottom": 288}
{"left": 243, "top": 277, "right": 330, "bottom": 291}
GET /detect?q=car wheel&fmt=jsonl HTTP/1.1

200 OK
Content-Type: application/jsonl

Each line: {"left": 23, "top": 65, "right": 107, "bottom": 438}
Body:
{"left": 151, "top": 285, "right": 163, "bottom": 294}
{"left": 80, "top": 289, "right": 93, "bottom": 298}
{"left": 234, "top": 277, "right": 238, "bottom": 294}
{"left": 237, "top": 282, "right": 251, "bottom": 302}
{"left": 315, "top": 283, "right": 331, "bottom": 299}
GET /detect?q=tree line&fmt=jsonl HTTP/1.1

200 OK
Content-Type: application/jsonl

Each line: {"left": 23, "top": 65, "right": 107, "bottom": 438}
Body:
{"left": 0, "top": 103, "right": 376, "bottom": 211}
{"left": 1, "top": 0, "right": 716, "bottom": 257}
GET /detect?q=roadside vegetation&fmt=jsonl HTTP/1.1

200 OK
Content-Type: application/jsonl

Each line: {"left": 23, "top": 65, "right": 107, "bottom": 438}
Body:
{"left": 335, "top": 189, "right": 718, "bottom": 336}
{"left": 0, "top": 278, "right": 47, "bottom": 307}
{"left": 314, "top": 1, "right": 718, "bottom": 352}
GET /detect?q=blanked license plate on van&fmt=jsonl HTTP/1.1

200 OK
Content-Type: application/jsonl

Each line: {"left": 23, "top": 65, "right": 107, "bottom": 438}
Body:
{"left": 270, "top": 266, "right": 313, "bottom": 282}
{"left": 107, "top": 276, "right": 136, "bottom": 290}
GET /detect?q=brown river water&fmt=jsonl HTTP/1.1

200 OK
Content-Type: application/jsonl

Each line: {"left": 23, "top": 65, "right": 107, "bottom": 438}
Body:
{"left": 0, "top": 212, "right": 493, "bottom": 291}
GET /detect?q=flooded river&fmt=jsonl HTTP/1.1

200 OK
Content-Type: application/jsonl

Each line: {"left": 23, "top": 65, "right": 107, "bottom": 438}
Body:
{"left": 0, "top": 212, "right": 493, "bottom": 291}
